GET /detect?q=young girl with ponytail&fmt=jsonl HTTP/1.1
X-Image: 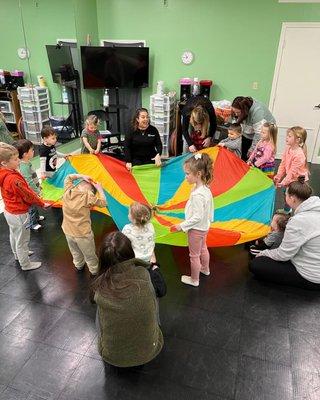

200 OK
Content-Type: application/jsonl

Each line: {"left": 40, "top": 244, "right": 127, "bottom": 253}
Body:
{"left": 171, "top": 153, "right": 214, "bottom": 287}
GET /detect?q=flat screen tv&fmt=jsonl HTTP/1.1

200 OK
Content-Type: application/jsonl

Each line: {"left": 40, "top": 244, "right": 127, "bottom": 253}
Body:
{"left": 81, "top": 46, "right": 149, "bottom": 89}
{"left": 46, "top": 45, "right": 76, "bottom": 83}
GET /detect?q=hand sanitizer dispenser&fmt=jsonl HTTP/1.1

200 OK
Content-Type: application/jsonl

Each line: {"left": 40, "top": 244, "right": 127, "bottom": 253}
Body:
{"left": 62, "top": 86, "right": 68, "bottom": 103}
{"left": 103, "top": 89, "right": 109, "bottom": 108}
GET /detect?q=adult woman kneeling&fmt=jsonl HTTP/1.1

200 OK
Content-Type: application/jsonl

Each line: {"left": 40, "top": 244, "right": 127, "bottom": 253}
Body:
{"left": 249, "top": 177, "right": 320, "bottom": 290}
{"left": 91, "top": 231, "right": 164, "bottom": 367}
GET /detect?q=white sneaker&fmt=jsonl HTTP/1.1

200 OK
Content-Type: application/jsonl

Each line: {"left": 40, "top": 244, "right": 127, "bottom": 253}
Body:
{"left": 38, "top": 216, "right": 45, "bottom": 221}
{"left": 200, "top": 269, "right": 210, "bottom": 276}
{"left": 181, "top": 275, "right": 199, "bottom": 287}
{"left": 31, "top": 224, "right": 42, "bottom": 231}
{"left": 21, "top": 261, "right": 42, "bottom": 271}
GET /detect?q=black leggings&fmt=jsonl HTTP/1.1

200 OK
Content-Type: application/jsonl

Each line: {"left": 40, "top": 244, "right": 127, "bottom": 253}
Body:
{"left": 241, "top": 136, "right": 252, "bottom": 161}
{"left": 249, "top": 256, "right": 320, "bottom": 290}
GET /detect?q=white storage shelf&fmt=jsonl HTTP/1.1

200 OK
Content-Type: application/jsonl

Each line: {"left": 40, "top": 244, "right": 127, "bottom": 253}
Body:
{"left": 150, "top": 92, "right": 176, "bottom": 157}
{"left": 22, "top": 109, "right": 50, "bottom": 123}
{"left": 18, "top": 86, "right": 51, "bottom": 143}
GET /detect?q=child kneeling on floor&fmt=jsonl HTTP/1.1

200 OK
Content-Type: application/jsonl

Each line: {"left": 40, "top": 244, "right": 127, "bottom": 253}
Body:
{"left": 250, "top": 211, "right": 290, "bottom": 256}
{"left": 61, "top": 174, "right": 107, "bottom": 275}
{"left": 0, "top": 142, "right": 46, "bottom": 271}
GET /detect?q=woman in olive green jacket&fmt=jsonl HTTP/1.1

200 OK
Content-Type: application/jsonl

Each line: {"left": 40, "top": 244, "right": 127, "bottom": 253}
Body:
{"left": 91, "top": 231, "right": 164, "bottom": 368}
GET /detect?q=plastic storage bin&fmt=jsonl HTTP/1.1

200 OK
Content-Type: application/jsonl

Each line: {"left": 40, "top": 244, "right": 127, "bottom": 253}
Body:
{"left": 0, "top": 100, "right": 12, "bottom": 113}
{"left": 18, "top": 86, "right": 51, "bottom": 143}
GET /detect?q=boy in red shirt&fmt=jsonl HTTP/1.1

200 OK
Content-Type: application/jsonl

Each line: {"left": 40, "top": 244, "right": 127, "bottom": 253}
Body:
{"left": 0, "top": 142, "right": 45, "bottom": 270}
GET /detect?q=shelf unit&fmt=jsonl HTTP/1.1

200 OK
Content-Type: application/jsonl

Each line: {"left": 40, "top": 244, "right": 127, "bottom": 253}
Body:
{"left": 149, "top": 93, "right": 176, "bottom": 157}
{"left": 17, "top": 86, "right": 51, "bottom": 144}
{"left": 0, "top": 90, "right": 22, "bottom": 128}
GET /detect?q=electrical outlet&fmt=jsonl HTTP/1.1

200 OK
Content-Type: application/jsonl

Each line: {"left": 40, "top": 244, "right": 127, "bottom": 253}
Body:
{"left": 252, "top": 81, "right": 258, "bottom": 90}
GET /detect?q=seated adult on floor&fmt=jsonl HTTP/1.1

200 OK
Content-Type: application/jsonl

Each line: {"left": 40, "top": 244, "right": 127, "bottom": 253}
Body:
{"left": 181, "top": 95, "right": 217, "bottom": 153}
{"left": 249, "top": 177, "right": 320, "bottom": 290}
{"left": 124, "top": 108, "right": 162, "bottom": 171}
{"left": 231, "top": 96, "right": 275, "bottom": 160}
{"left": 91, "top": 231, "right": 164, "bottom": 367}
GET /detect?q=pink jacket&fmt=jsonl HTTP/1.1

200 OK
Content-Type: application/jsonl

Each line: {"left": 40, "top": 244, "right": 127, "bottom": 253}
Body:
{"left": 248, "top": 140, "right": 275, "bottom": 167}
{"left": 275, "top": 146, "right": 309, "bottom": 186}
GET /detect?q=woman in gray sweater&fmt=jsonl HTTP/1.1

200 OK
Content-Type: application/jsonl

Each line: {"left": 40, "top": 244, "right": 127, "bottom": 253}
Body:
{"left": 231, "top": 96, "right": 275, "bottom": 160}
{"left": 91, "top": 231, "right": 164, "bottom": 367}
{"left": 250, "top": 177, "right": 320, "bottom": 290}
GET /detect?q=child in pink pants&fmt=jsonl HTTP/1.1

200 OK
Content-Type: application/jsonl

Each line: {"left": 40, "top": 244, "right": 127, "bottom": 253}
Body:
{"left": 171, "top": 152, "right": 214, "bottom": 287}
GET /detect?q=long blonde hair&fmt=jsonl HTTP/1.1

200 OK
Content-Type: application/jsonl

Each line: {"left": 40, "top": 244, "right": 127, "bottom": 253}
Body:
{"left": 262, "top": 122, "right": 277, "bottom": 152}
{"left": 85, "top": 114, "right": 100, "bottom": 130}
{"left": 190, "top": 106, "right": 209, "bottom": 139}
{"left": 288, "top": 126, "right": 308, "bottom": 159}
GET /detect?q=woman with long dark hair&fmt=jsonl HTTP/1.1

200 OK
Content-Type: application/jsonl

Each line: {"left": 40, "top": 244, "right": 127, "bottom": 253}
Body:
{"left": 91, "top": 231, "right": 164, "bottom": 367}
{"left": 249, "top": 177, "right": 320, "bottom": 290}
{"left": 231, "top": 96, "right": 275, "bottom": 160}
{"left": 124, "top": 108, "right": 162, "bottom": 171}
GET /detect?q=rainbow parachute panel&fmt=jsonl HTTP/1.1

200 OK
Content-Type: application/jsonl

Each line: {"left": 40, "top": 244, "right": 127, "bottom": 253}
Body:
{"left": 42, "top": 147, "right": 275, "bottom": 247}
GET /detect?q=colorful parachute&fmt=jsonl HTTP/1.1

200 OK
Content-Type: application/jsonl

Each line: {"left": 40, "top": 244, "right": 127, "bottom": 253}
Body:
{"left": 42, "top": 147, "right": 275, "bottom": 247}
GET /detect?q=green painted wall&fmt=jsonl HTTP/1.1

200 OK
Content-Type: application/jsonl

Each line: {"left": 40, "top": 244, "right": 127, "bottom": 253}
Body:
{"left": 96, "top": 0, "right": 320, "bottom": 107}
{"left": 72, "top": 0, "right": 101, "bottom": 116}
{"left": 0, "top": 0, "right": 77, "bottom": 116}
{"left": 1, "top": 0, "right": 320, "bottom": 118}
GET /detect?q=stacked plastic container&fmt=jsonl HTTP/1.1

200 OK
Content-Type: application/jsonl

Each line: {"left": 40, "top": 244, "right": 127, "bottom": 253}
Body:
{"left": 17, "top": 86, "right": 51, "bottom": 144}
{"left": 149, "top": 92, "right": 176, "bottom": 157}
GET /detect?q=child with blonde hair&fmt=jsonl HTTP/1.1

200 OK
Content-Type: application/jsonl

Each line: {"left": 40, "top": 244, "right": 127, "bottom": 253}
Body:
{"left": 188, "top": 106, "right": 210, "bottom": 151}
{"left": 274, "top": 126, "right": 309, "bottom": 212}
{"left": 247, "top": 122, "right": 277, "bottom": 178}
{"left": 81, "top": 114, "right": 101, "bottom": 154}
{"left": 171, "top": 153, "right": 214, "bottom": 287}
{"left": 122, "top": 202, "right": 166, "bottom": 297}
{"left": 122, "top": 202, "right": 157, "bottom": 264}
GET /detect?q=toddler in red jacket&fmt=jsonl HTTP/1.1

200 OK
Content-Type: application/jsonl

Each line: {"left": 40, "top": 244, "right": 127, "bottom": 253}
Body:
{"left": 0, "top": 142, "right": 46, "bottom": 270}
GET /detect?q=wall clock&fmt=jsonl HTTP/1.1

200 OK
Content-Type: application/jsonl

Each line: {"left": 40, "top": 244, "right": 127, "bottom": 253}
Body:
{"left": 181, "top": 51, "right": 194, "bottom": 65}
{"left": 17, "top": 47, "right": 30, "bottom": 60}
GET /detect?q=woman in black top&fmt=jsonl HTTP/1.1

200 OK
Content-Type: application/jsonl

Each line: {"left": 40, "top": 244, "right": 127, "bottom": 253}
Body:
{"left": 124, "top": 108, "right": 162, "bottom": 171}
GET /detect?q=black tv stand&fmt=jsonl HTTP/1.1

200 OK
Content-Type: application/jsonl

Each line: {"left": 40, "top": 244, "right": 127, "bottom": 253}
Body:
{"left": 104, "top": 87, "right": 128, "bottom": 134}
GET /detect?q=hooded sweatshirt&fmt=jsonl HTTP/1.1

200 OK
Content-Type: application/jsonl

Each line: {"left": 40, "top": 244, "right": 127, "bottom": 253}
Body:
{"left": 0, "top": 168, "right": 44, "bottom": 214}
{"left": 61, "top": 175, "right": 106, "bottom": 237}
{"left": 260, "top": 196, "right": 320, "bottom": 283}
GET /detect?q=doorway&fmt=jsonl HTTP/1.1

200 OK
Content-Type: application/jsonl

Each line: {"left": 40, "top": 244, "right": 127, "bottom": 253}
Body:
{"left": 269, "top": 23, "right": 320, "bottom": 163}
